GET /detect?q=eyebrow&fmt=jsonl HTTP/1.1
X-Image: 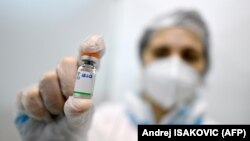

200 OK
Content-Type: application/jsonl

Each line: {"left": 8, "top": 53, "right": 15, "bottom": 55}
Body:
{"left": 182, "top": 45, "right": 203, "bottom": 53}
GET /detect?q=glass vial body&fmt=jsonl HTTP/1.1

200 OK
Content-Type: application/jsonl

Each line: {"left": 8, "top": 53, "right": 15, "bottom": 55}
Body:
{"left": 73, "top": 56, "right": 98, "bottom": 99}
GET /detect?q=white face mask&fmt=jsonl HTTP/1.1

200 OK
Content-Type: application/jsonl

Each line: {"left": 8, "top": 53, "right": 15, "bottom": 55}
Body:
{"left": 143, "top": 56, "right": 201, "bottom": 109}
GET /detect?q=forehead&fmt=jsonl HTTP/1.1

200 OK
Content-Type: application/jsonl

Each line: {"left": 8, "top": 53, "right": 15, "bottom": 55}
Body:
{"left": 148, "top": 27, "right": 203, "bottom": 51}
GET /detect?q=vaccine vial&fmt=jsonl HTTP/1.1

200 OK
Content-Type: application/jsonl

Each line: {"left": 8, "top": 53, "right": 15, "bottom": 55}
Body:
{"left": 73, "top": 55, "right": 99, "bottom": 99}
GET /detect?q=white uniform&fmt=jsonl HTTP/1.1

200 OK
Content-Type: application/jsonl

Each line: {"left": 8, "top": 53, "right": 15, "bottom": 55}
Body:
{"left": 87, "top": 92, "right": 213, "bottom": 141}
{"left": 15, "top": 91, "right": 214, "bottom": 141}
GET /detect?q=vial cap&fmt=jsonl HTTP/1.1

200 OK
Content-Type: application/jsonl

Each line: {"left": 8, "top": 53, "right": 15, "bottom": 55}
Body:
{"left": 80, "top": 52, "right": 101, "bottom": 59}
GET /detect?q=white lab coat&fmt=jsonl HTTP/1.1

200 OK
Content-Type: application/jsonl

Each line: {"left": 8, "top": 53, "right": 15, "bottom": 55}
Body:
{"left": 87, "top": 92, "right": 214, "bottom": 141}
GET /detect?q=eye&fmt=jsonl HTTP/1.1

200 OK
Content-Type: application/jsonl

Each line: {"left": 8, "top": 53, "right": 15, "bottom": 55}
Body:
{"left": 151, "top": 45, "right": 171, "bottom": 59}
{"left": 181, "top": 47, "right": 200, "bottom": 63}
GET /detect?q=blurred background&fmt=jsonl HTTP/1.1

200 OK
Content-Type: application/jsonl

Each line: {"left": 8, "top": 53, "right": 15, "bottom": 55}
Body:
{"left": 0, "top": 0, "right": 250, "bottom": 140}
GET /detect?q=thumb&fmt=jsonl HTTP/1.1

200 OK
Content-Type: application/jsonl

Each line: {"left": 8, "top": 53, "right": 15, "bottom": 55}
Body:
{"left": 79, "top": 35, "right": 106, "bottom": 58}
{"left": 64, "top": 96, "right": 94, "bottom": 131}
{"left": 78, "top": 35, "right": 106, "bottom": 69}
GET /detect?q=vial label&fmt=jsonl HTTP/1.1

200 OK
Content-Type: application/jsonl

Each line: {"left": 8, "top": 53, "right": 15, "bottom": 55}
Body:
{"left": 73, "top": 71, "right": 96, "bottom": 97}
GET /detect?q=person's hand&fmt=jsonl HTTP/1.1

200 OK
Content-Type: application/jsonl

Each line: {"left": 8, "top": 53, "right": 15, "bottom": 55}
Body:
{"left": 15, "top": 35, "right": 105, "bottom": 141}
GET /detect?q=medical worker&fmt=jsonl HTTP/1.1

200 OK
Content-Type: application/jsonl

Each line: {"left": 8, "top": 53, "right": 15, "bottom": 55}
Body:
{"left": 15, "top": 9, "right": 212, "bottom": 141}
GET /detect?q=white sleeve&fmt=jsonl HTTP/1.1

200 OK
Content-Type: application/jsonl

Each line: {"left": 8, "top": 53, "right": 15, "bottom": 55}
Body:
{"left": 86, "top": 103, "right": 125, "bottom": 141}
